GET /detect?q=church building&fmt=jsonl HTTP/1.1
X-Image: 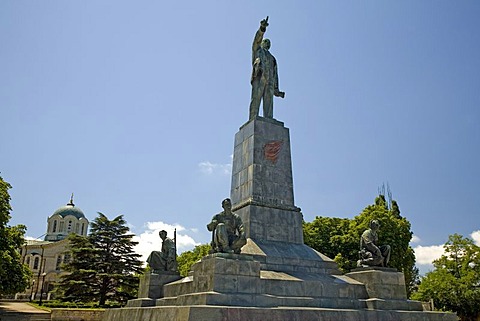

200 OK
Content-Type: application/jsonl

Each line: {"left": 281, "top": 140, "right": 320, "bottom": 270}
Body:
{"left": 16, "top": 195, "right": 89, "bottom": 300}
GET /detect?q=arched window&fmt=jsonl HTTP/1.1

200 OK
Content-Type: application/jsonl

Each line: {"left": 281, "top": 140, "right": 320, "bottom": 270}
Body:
{"left": 33, "top": 257, "right": 39, "bottom": 270}
{"left": 81, "top": 223, "right": 85, "bottom": 235}
{"left": 75, "top": 223, "right": 79, "bottom": 233}
{"left": 26, "top": 257, "right": 31, "bottom": 266}
{"left": 53, "top": 220, "right": 58, "bottom": 233}
{"left": 56, "top": 255, "right": 62, "bottom": 270}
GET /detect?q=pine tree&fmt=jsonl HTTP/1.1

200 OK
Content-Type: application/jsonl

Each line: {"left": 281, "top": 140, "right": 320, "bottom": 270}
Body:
{"left": 56, "top": 234, "right": 97, "bottom": 302}
{"left": 89, "top": 213, "right": 143, "bottom": 305}
{"left": 57, "top": 213, "right": 143, "bottom": 305}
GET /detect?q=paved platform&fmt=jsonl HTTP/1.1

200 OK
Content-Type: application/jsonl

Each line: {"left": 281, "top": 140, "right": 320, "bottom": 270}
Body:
{"left": 0, "top": 301, "right": 50, "bottom": 321}
{"left": 0, "top": 301, "right": 49, "bottom": 314}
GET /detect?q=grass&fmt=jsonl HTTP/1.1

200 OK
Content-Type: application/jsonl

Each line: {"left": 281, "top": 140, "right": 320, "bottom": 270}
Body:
{"left": 29, "top": 300, "right": 116, "bottom": 310}
{"left": 27, "top": 302, "right": 52, "bottom": 312}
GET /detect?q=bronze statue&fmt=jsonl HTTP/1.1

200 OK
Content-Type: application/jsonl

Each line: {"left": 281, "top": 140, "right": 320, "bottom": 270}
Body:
{"left": 358, "top": 220, "right": 391, "bottom": 267}
{"left": 147, "top": 230, "right": 178, "bottom": 273}
{"left": 249, "top": 16, "right": 285, "bottom": 120}
{"left": 207, "top": 198, "right": 246, "bottom": 254}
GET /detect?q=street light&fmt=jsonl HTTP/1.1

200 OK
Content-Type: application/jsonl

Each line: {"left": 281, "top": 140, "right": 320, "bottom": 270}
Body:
{"left": 29, "top": 279, "right": 35, "bottom": 302}
{"left": 39, "top": 273, "right": 47, "bottom": 306}
{"left": 33, "top": 246, "right": 45, "bottom": 300}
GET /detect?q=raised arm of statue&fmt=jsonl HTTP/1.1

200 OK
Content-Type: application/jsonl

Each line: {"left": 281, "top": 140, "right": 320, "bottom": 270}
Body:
{"left": 252, "top": 16, "right": 269, "bottom": 63}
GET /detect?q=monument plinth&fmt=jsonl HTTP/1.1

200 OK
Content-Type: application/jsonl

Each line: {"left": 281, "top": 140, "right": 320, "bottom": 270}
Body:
{"left": 231, "top": 117, "right": 300, "bottom": 242}
{"left": 126, "top": 272, "right": 181, "bottom": 307}
{"left": 230, "top": 117, "right": 341, "bottom": 275}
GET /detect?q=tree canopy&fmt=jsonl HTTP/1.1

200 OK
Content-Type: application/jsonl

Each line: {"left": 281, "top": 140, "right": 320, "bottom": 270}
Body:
{"left": 412, "top": 234, "right": 480, "bottom": 321}
{"left": 56, "top": 233, "right": 97, "bottom": 302}
{"left": 176, "top": 244, "right": 211, "bottom": 277}
{"left": 57, "top": 213, "right": 143, "bottom": 306}
{"left": 0, "top": 175, "right": 31, "bottom": 295}
{"left": 303, "top": 195, "right": 419, "bottom": 296}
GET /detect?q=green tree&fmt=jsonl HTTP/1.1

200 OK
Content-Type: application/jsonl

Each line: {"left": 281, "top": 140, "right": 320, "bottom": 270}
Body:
{"left": 303, "top": 216, "right": 350, "bottom": 259}
{"left": 177, "top": 244, "right": 211, "bottom": 277}
{"left": 89, "top": 213, "right": 144, "bottom": 305}
{"left": 56, "top": 234, "right": 97, "bottom": 302}
{"left": 348, "top": 196, "right": 418, "bottom": 295}
{"left": 412, "top": 234, "right": 480, "bottom": 321}
{"left": 0, "top": 175, "right": 31, "bottom": 295}
{"left": 58, "top": 213, "right": 143, "bottom": 306}
{"left": 303, "top": 195, "right": 419, "bottom": 297}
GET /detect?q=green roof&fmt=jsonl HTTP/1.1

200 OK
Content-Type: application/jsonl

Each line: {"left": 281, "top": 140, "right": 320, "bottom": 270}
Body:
{"left": 52, "top": 204, "right": 86, "bottom": 219}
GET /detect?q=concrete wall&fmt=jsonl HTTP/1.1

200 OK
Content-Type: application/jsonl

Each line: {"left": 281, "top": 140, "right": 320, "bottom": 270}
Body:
{"left": 51, "top": 309, "right": 104, "bottom": 321}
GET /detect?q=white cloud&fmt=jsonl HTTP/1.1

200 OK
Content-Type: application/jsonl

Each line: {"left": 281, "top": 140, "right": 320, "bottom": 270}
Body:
{"left": 413, "top": 245, "right": 445, "bottom": 265}
{"left": 413, "top": 230, "right": 480, "bottom": 275}
{"left": 144, "top": 221, "right": 185, "bottom": 232}
{"left": 410, "top": 235, "right": 421, "bottom": 244}
{"left": 471, "top": 230, "right": 480, "bottom": 246}
{"left": 132, "top": 221, "right": 200, "bottom": 264}
{"left": 198, "top": 161, "right": 232, "bottom": 175}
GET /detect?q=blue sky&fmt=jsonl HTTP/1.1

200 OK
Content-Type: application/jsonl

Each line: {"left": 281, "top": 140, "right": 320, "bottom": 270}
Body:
{"left": 1, "top": 1, "right": 479, "bottom": 273}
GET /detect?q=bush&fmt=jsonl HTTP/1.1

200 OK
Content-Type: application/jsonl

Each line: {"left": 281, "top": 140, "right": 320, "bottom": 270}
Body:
{"left": 40, "top": 300, "right": 121, "bottom": 309}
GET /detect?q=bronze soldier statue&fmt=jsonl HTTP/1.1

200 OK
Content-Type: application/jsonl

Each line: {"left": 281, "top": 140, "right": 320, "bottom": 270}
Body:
{"left": 358, "top": 220, "right": 391, "bottom": 267}
{"left": 207, "top": 198, "right": 246, "bottom": 254}
{"left": 147, "top": 230, "right": 178, "bottom": 273}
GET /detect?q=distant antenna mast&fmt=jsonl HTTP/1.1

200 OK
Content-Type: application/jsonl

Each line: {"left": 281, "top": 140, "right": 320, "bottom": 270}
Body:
{"left": 377, "top": 183, "right": 393, "bottom": 209}
{"left": 386, "top": 182, "right": 393, "bottom": 209}
{"left": 378, "top": 183, "right": 385, "bottom": 197}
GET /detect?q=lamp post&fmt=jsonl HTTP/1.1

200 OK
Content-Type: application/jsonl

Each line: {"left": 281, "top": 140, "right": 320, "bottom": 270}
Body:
{"left": 33, "top": 245, "right": 45, "bottom": 300}
{"left": 39, "top": 272, "right": 47, "bottom": 305}
{"left": 29, "top": 279, "right": 35, "bottom": 302}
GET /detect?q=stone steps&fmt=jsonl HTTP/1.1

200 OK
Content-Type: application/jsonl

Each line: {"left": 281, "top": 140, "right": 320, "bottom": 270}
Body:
{"left": 104, "top": 305, "right": 458, "bottom": 321}
{"left": 159, "top": 254, "right": 371, "bottom": 309}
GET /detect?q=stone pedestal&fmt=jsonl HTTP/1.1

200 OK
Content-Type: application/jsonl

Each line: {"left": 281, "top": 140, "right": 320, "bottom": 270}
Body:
{"left": 346, "top": 267, "right": 424, "bottom": 311}
{"left": 107, "top": 259, "right": 457, "bottom": 321}
{"left": 104, "top": 305, "right": 457, "bottom": 321}
{"left": 231, "top": 118, "right": 299, "bottom": 243}
{"left": 230, "top": 118, "right": 339, "bottom": 275}
{"left": 158, "top": 253, "right": 368, "bottom": 309}
{"left": 127, "top": 272, "right": 181, "bottom": 307}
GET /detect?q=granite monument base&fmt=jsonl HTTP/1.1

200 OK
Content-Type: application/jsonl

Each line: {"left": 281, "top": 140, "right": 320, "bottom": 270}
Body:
{"left": 346, "top": 267, "right": 424, "bottom": 311}
{"left": 126, "top": 272, "right": 181, "bottom": 307}
{"left": 103, "top": 254, "right": 457, "bottom": 321}
{"left": 157, "top": 253, "right": 368, "bottom": 309}
{"left": 104, "top": 305, "right": 457, "bottom": 321}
